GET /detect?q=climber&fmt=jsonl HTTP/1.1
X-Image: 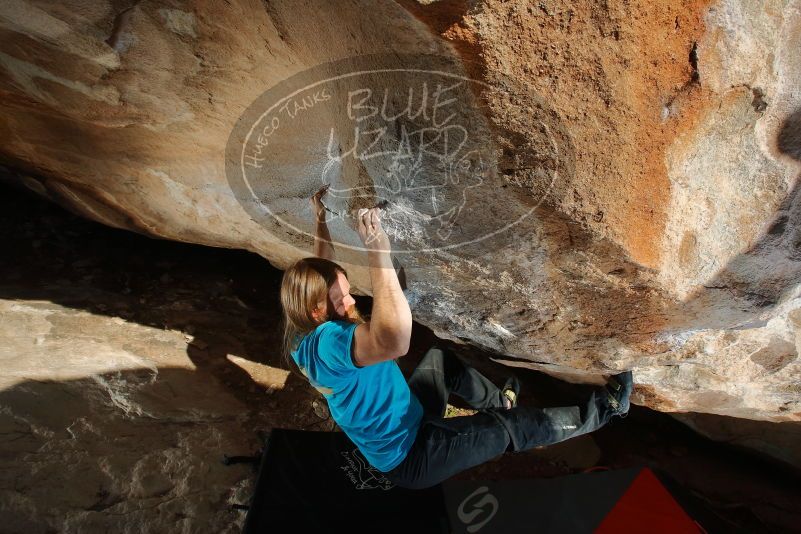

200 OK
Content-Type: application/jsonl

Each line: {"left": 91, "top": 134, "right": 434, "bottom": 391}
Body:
{"left": 278, "top": 185, "right": 633, "bottom": 489}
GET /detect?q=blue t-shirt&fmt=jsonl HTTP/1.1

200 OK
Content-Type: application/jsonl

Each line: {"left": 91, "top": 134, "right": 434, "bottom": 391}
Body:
{"left": 290, "top": 320, "right": 423, "bottom": 472}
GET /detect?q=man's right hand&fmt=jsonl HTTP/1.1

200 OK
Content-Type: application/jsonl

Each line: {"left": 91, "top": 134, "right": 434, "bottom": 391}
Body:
{"left": 356, "top": 207, "right": 390, "bottom": 251}
{"left": 352, "top": 206, "right": 411, "bottom": 366}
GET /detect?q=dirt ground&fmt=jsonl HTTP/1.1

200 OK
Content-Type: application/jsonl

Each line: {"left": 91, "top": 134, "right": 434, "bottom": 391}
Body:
{"left": 1, "top": 176, "right": 800, "bottom": 532}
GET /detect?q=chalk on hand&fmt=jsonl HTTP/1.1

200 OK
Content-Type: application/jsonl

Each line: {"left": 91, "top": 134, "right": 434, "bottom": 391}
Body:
{"left": 357, "top": 208, "right": 369, "bottom": 218}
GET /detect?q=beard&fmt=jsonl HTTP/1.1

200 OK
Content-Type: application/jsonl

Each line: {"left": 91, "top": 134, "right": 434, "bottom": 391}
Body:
{"left": 342, "top": 303, "right": 365, "bottom": 324}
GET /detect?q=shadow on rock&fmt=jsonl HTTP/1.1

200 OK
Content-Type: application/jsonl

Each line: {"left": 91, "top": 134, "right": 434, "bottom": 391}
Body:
{"left": 0, "top": 369, "right": 265, "bottom": 531}
{"left": 663, "top": 107, "right": 801, "bottom": 333}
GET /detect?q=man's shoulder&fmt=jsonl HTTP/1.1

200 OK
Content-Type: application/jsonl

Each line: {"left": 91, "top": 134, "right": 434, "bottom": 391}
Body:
{"left": 318, "top": 319, "right": 359, "bottom": 334}
{"left": 308, "top": 321, "right": 359, "bottom": 352}
{"left": 313, "top": 320, "right": 361, "bottom": 372}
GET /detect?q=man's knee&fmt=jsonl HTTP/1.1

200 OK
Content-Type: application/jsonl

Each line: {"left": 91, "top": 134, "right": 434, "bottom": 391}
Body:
{"left": 422, "top": 345, "right": 446, "bottom": 362}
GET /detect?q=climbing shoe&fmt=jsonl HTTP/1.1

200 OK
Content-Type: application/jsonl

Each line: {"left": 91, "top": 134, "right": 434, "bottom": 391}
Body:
{"left": 501, "top": 375, "right": 520, "bottom": 409}
{"left": 605, "top": 370, "right": 633, "bottom": 417}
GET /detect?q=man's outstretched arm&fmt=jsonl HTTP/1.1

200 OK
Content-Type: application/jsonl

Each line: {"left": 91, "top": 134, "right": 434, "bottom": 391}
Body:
{"left": 351, "top": 208, "right": 412, "bottom": 366}
{"left": 311, "top": 184, "right": 335, "bottom": 261}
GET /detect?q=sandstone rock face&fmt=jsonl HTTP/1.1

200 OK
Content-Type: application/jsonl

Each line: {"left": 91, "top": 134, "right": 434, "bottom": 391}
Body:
{"left": 0, "top": 296, "right": 262, "bottom": 532}
{"left": 1, "top": 0, "right": 801, "bottom": 424}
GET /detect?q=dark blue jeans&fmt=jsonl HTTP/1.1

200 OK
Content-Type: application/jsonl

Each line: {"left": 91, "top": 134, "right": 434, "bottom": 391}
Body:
{"left": 384, "top": 346, "right": 621, "bottom": 489}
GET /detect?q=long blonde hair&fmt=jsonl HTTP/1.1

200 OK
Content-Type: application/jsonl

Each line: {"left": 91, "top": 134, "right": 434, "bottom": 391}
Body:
{"left": 280, "top": 257, "right": 364, "bottom": 372}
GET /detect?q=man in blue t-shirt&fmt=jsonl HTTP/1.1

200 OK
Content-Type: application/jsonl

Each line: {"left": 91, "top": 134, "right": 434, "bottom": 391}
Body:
{"left": 279, "top": 186, "right": 633, "bottom": 489}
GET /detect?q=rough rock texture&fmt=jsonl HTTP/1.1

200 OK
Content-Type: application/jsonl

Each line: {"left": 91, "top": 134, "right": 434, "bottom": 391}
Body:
{"left": 0, "top": 296, "right": 266, "bottom": 533}
{"left": 1, "top": 0, "right": 801, "bottom": 425}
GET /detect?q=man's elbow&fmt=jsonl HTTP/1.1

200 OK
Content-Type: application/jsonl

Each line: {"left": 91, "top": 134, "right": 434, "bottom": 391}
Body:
{"left": 389, "top": 340, "right": 410, "bottom": 359}
{"left": 369, "top": 316, "right": 412, "bottom": 359}
{"left": 392, "top": 318, "right": 412, "bottom": 357}
{"left": 376, "top": 331, "right": 410, "bottom": 359}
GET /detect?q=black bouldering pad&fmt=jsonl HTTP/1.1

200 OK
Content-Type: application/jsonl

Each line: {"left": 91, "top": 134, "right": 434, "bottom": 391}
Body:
{"left": 241, "top": 429, "right": 448, "bottom": 533}
{"left": 240, "top": 429, "right": 709, "bottom": 533}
